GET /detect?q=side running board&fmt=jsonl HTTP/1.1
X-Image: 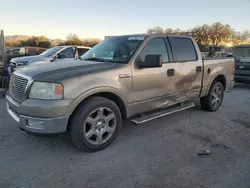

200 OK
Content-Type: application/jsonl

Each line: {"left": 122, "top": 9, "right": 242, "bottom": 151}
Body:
{"left": 131, "top": 102, "right": 195, "bottom": 124}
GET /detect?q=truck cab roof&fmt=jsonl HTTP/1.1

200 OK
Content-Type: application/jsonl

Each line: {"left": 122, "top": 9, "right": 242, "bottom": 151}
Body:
{"left": 107, "top": 34, "right": 194, "bottom": 39}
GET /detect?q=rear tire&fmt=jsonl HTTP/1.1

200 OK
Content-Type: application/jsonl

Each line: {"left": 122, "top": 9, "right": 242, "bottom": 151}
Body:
{"left": 200, "top": 81, "right": 224, "bottom": 111}
{"left": 69, "top": 97, "right": 122, "bottom": 152}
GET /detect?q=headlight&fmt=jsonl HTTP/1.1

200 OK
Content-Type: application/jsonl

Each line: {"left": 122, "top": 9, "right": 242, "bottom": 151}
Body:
{"left": 29, "top": 82, "right": 63, "bottom": 100}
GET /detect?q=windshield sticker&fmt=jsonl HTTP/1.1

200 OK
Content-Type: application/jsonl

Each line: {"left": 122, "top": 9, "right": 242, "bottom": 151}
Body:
{"left": 128, "top": 36, "right": 145, "bottom": 40}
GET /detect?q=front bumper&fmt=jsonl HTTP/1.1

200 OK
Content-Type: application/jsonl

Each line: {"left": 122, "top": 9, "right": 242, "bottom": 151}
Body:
{"left": 6, "top": 92, "right": 71, "bottom": 134}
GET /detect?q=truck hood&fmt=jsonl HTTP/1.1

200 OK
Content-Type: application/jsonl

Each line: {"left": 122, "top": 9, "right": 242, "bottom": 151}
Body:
{"left": 15, "top": 59, "right": 117, "bottom": 82}
{"left": 11, "top": 55, "right": 51, "bottom": 63}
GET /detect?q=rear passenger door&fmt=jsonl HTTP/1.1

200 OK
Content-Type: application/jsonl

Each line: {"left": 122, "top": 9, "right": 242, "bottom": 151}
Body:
{"left": 168, "top": 37, "right": 203, "bottom": 101}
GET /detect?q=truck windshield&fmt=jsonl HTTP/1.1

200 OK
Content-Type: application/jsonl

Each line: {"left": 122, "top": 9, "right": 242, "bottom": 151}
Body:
{"left": 81, "top": 36, "right": 146, "bottom": 63}
{"left": 234, "top": 47, "right": 250, "bottom": 58}
{"left": 40, "top": 46, "right": 64, "bottom": 57}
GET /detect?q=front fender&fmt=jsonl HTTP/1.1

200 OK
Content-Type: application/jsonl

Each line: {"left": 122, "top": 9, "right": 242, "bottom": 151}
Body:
{"left": 65, "top": 86, "right": 127, "bottom": 116}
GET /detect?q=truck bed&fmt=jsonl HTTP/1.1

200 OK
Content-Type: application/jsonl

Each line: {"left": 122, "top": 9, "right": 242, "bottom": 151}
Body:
{"left": 202, "top": 57, "right": 234, "bottom": 92}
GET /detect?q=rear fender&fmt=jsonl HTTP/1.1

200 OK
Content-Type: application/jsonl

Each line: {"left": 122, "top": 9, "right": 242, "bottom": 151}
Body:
{"left": 205, "top": 71, "right": 226, "bottom": 96}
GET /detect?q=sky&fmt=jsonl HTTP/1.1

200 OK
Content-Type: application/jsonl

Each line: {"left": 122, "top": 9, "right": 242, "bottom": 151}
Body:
{"left": 1, "top": 0, "right": 250, "bottom": 40}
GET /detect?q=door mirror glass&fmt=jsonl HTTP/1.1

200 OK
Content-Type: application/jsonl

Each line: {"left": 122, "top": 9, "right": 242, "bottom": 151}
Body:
{"left": 136, "top": 55, "right": 163, "bottom": 68}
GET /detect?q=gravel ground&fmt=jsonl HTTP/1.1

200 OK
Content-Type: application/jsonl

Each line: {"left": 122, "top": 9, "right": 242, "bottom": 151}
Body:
{"left": 0, "top": 84, "right": 250, "bottom": 188}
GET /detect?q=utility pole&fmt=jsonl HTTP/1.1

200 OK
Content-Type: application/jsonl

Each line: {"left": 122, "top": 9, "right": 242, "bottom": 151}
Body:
{"left": 0, "top": 29, "right": 6, "bottom": 67}
{"left": 0, "top": 29, "right": 8, "bottom": 90}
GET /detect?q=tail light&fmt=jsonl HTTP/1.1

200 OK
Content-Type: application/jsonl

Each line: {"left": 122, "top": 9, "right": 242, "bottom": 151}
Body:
{"left": 232, "top": 63, "right": 236, "bottom": 74}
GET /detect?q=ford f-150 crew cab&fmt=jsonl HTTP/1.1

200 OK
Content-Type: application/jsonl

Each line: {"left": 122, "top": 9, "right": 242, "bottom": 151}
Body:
{"left": 6, "top": 34, "right": 234, "bottom": 152}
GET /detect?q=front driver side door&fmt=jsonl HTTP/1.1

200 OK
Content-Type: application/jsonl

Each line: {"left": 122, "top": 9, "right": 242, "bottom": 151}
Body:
{"left": 131, "top": 37, "right": 178, "bottom": 107}
{"left": 58, "top": 47, "right": 76, "bottom": 60}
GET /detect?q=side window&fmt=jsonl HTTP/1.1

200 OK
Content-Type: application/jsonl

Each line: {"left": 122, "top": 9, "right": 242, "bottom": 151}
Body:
{"left": 169, "top": 37, "right": 197, "bottom": 61}
{"left": 137, "top": 38, "right": 169, "bottom": 63}
{"left": 78, "top": 48, "right": 89, "bottom": 56}
{"left": 58, "top": 47, "right": 75, "bottom": 58}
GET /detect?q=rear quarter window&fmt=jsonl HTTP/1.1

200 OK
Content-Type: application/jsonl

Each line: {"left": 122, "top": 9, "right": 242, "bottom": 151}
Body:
{"left": 169, "top": 37, "right": 197, "bottom": 62}
{"left": 78, "top": 48, "right": 89, "bottom": 56}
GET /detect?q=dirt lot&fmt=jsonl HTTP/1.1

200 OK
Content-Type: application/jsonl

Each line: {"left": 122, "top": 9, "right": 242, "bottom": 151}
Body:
{"left": 0, "top": 84, "right": 250, "bottom": 188}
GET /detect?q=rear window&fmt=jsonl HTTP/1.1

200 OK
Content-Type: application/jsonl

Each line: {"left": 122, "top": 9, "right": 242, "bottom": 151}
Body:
{"left": 169, "top": 37, "right": 197, "bottom": 61}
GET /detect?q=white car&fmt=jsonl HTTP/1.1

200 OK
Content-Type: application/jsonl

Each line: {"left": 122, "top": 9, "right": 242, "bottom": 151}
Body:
{"left": 8, "top": 46, "right": 91, "bottom": 75}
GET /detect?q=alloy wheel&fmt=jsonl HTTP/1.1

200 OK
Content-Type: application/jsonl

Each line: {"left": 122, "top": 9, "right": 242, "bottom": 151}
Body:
{"left": 83, "top": 107, "right": 116, "bottom": 145}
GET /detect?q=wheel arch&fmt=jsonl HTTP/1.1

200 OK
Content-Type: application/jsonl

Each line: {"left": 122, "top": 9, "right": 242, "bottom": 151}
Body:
{"left": 66, "top": 87, "right": 128, "bottom": 120}
{"left": 206, "top": 74, "right": 226, "bottom": 95}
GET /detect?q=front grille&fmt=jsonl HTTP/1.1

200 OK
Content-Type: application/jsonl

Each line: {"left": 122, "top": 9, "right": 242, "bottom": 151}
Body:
{"left": 9, "top": 74, "right": 29, "bottom": 102}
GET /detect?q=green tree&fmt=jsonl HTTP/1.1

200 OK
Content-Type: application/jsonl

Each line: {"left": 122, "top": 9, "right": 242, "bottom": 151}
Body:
{"left": 5, "top": 40, "right": 19, "bottom": 47}
{"left": 147, "top": 26, "right": 164, "bottom": 34}
{"left": 192, "top": 24, "right": 210, "bottom": 46}
{"left": 65, "top": 33, "right": 83, "bottom": 45}
{"left": 82, "top": 38, "right": 100, "bottom": 47}
{"left": 240, "top": 30, "right": 250, "bottom": 40}
{"left": 208, "top": 22, "right": 231, "bottom": 46}
{"left": 146, "top": 23, "right": 250, "bottom": 47}
{"left": 164, "top": 28, "right": 174, "bottom": 34}
{"left": 19, "top": 36, "right": 51, "bottom": 48}
{"left": 37, "top": 36, "right": 51, "bottom": 48}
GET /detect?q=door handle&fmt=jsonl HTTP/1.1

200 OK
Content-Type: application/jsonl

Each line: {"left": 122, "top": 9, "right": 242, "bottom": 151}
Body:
{"left": 196, "top": 66, "right": 202, "bottom": 73}
{"left": 167, "top": 69, "right": 175, "bottom": 76}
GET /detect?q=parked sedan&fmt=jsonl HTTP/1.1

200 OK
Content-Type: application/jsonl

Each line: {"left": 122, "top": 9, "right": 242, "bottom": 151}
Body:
{"left": 8, "top": 46, "right": 91, "bottom": 75}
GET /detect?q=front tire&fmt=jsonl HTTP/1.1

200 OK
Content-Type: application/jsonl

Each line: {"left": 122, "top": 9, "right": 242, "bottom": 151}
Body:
{"left": 69, "top": 97, "right": 122, "bottom": 152}
{"left": 200, "top": 81, "right": 224, "bottom": 111}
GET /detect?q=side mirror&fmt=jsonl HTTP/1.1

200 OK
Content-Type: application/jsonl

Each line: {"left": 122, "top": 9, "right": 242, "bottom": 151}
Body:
{"left": 136, "top": 55, "right": 163, "bottom": 69}
{"left": 54, "top": 54, "right": 59, "bottom": 60}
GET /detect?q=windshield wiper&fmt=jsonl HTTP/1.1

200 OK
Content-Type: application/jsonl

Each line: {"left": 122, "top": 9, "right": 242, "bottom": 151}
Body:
{"left": 83, "top": 57, "right": 106, "bottom": 62}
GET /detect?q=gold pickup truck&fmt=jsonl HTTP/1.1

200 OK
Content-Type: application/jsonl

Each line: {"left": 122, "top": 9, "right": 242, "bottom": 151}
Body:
{"left": 6, "top": 34, "right": 234, "bottom": 152}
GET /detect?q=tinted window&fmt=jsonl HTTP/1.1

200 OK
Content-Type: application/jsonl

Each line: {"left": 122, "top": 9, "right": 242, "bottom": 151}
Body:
{"left": 169, "top": 37, "right": 197, "bottom": 61}
{"left": 78, "top": 48, "right": 89, "bottom": 56}
{"left": 137, "top": 38, "right": 169, "bottom": 63}
{"left": 59, "top": 47, "right": 75, "bottom": 58}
